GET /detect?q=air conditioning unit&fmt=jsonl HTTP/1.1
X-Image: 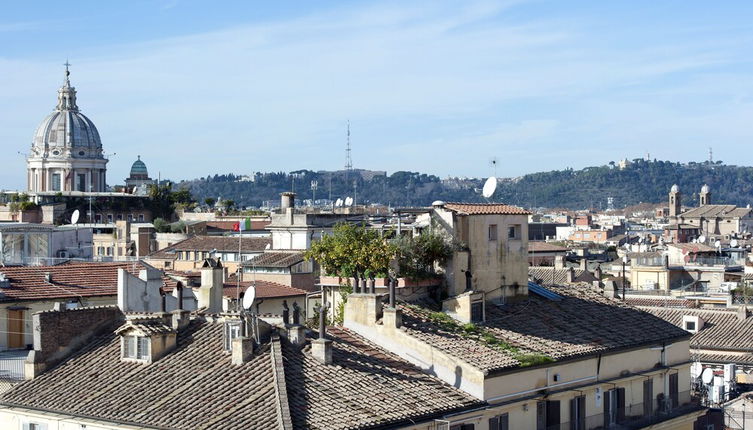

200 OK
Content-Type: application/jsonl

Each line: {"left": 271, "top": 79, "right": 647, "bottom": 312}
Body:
{"left": 56, "top": 250, "right": 69, "bottom": 259}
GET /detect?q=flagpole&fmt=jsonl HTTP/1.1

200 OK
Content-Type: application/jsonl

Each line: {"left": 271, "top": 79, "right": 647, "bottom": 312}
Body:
{"left": 236, "top": 220, "right": 242, "bottom": 311}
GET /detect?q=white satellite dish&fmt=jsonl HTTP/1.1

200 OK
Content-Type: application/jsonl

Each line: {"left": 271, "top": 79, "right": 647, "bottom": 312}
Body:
{"left": 731, "top": 239, "right": 739, "bottom": 248}
{"left": 482, "top": 177, "right": 497, "bottom": 198}
{"left": 691, "top": 362, "right": 703, "bottom": 379}
{"left": 714, "top": 240, "right": 722, "bottom": 249}
{"left": 335, "top": 198, "right": 343, "bottom": 207}
{"left": 265, "top": 243, "right": 271, "bottom": 250}
{"left": 701, "top": 368, "right": 714, "bottom": 384}
{"left": 242, "top": 285, "right": 256, "bottom": 310}
{"left": 698, "top": 235, "right": 706, "bottom": 244}
{"left": 70, "top": 209, "right": 80, "bottom": 225}
{"left": 344, "top": 196, "right": 353, "bottom": 206}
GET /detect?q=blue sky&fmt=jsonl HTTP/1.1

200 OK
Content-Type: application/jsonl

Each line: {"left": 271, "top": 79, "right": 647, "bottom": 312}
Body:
{"left": 1, "top": 1, "right": 752, "bottom": 189}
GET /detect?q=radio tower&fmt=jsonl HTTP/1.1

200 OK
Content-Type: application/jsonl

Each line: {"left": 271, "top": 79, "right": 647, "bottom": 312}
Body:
{"left": 345, "top": 120, "right": 353, "bottom": 183}
{"left": 708, "top": 147, "right": 713, "bottom": 164}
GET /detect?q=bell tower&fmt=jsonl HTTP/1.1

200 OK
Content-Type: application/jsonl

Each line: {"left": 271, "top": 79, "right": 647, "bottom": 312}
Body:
{"left": 669, "top": 184, "right": 681, "bottom": 217}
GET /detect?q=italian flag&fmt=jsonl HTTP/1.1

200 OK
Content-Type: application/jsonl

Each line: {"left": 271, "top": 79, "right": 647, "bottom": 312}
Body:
{"left": 233, "top": 218, "right": 252, "bottom": 232}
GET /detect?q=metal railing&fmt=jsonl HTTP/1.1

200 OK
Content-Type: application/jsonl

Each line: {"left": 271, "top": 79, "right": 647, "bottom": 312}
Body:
{"left": 542, "top": 391, "right": 698, "bottom": 430}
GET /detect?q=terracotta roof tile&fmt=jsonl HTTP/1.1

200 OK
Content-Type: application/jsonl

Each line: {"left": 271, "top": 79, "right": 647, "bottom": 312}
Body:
{"left": 0, "top": 262, "right": 177, "bottom": 302}
{"left": 400, "top": 286, "right": 689, "bottom": 373}
{"left": 528, "top": 242, "right": 569, "bottom": 252}
{"left": 640, "top": 307, "right": 753, "bottom": 351}
{"left": 443, "top": 203, "right": 531, "bottom": 215}
{"left": 223, "top": 280, "right": 307, "bottom": 299}
{"left": 244, "top": 252, "right": 305, "bottom": 268}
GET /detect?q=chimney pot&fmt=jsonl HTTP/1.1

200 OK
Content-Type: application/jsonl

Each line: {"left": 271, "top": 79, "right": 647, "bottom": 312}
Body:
{"left": 311, "top": 338, "right": 333, "bottom": 364}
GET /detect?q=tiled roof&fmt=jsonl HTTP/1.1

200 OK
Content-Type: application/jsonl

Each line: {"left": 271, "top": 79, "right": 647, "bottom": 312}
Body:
{"left": 244, "top": 252, "right": 305, "bottom": 268}
{"left": 1, "top": 318, "right": 482, "bottom": 429}
{"left": 1, "top": 319, "right": 281, "bottom": 429}
{"left": 640, "top": 307, "right": 753, "bottom": 351}
{"left": 115, "top": 318, "right": 175, "bottom": 336}
{"left": 697, "top": 352, "right": 753, "bottom": 366}
{"left": 0, "top": 262, "right": 177, "bottom": 302}
{"left": 443, "top": 203, "right": 531, "bottom": 215}
{"left": 284, "top": 327, "right": 484, "bottom": 429}
{"left": 149, "top": 235, "right": 272, "bottom": 259}
{"left": 528, "top": 242, "right": 569, "bottom": 253}
{"left": 223, "top": 279, "right": 307, "bottom": 300}
{"left": 399, "top": 286, "right": 689, "bottom": 373}
{"left": 528, "top": 266, "right": 596, "bottom": 286}
{"left": 668, "top": 243, "right": 717, "bottom": 253}
{"left": 625, "top": 297, "right": 692, "bottom": 308}
{"left": 681, "top": 205, "right": 751, "bottom": 219}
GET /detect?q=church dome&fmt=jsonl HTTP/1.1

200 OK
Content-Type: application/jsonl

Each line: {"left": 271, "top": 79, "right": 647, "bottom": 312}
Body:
{"left": 30, "top": 65, "right": 103, "bottom": 159}
{"left": 129, "top": 156, "right": 149, "bottom": 179}
{"left": 670, "top": 184, "right": 679, "bottom": 193}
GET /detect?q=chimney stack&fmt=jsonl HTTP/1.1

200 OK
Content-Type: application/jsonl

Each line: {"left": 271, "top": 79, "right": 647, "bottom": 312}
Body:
{"left": 580, "top": 258, "right": 587, "bottom": 271}
{"left": 566, "top": 267, "right": 575, "bottom": 284}
{"left": 198, "top": 259, "right": 224, "bottom": 313}
{"left": 554, "top": 256, "right": 565, "bottom": 270}
{"left": 311, "top": 303, "right": 332, "bottom": 364}
{"left": 281, "top": 192, "right": 296, "bottom": 210}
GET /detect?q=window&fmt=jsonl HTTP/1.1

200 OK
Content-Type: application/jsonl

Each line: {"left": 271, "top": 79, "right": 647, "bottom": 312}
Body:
{"left": 537, "top": 400, "right": 560, "bottom": 430}
{"left": 570, "top": 395, "right": 586, "bottom": 430}
{"left": 23, "top": 423, "right": 47, "bottom": 430}
{"left": 488, "top": 224, "right": 498, "bottom": 241}
{"left": 489, "top": 413, "right": 509, "bottom": 430}
{"left": 508, "top": 225, "right": 521, "bottom": 239}
{"left": 123, "top": 335, "right": 150, "bottom": 360}
{"left": 471, "top": 302, "right": 483, "bottom": 323}
{"left": 107, "top": 214, "right": 113, "bottom": 223}
{"left": 604, "top": 388, "right": 625, "bottom": 427}
{"left": 138, "top": 214, "right": 144, "bottom": 222}
{"left": 449, "top": 424, "right": 474, "bottom": 430}
{"left": 643, "top": 378, "right": 654, "bottom": 417}
{"left": 117, "top": 214, "right": 123, "bottom": 221}
{"left": 51, "top": 173, "right": 61, "bottom": 191}
{"left": 127, "top": 214, "right": 134, "bottom": 222}
{"left": 76, "top": 173, "right": 86, "bottom": 192}
{"left": 224, "top": 320, "right": 242, "bottom": 351}
{"left": 685, "top": 321, "right": 696, "bottom": 331}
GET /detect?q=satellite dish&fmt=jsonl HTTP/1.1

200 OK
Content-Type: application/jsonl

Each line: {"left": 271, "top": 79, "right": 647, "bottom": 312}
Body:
{"left": 714, "top": 240, "right": 722, "bottom": 249}
{"left": 335, "top": 198, "right": 343, "bottom": 207}
{"left": 482, "top": 177, "right": 497, "bottom": 198}
{"left": 691, "top": 362, "right": 703, "bottom": 379}
{"left": 265, "top": 243, "right": 271, "bottom": 250}
{"left": 701, "top": 368, "right": 714, "bottom": 384}
{"left": 344, "top": 196, "right": 353, "bottom": 206}
{"left": 70, "top": 209, "right": 80, "bottom": 225}
{"left": 698, "top": 235, "right": 706, "bottom": 244}
{"left": 731, "top": 239, "right": 739, "bottom": 248}
{"left": 242, "top": 285, "right": 256, "bottom": 310}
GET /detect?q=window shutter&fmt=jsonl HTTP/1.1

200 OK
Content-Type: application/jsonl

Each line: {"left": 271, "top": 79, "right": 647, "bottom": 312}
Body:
{"left": 499, "top": 414, "right": 509, "bottom": 430}
{"left": 578, "top": 396, "right": 586, "bottom": 430}
{"left": 537, "top": 401, "right": 546, "bottom": 430}
{"left": 569, "top": 398, "right": 576, "bottom": 430}
{"left": 669, "top": 373, "right": 679, "bottom": 408}
{"left": 617, "top": 387, "right": 626, "bottom": 422}
{"left": 644, "top": 378, "right": 654, "bottom": 416}
{"left": 604, "top": 391, "right": 612, "bottom": 428}
{"left": 488, "top": 417, "right": 498, "bottom": 430}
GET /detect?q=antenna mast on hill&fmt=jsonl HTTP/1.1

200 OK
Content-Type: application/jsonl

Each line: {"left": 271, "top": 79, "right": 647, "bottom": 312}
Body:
{"left": 708, "top": 147, "right": 713, "bottom": 164}
{"left": 345, "top": 120, "right": 353, "bottom": 183}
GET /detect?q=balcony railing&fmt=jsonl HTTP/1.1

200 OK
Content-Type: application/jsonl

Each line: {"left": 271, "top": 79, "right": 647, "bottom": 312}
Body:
{"left": 542, "top": 391, "right": 699, "bottom": 430}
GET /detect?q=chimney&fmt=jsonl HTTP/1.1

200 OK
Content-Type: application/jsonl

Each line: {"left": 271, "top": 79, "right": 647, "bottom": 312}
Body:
{"left": 44, "top": 272, "right": 52, "bottom": 283}
{"left": 311, "top": 303, "right": 332, "bottom": 364}
{"left": 280, "top": 192, "right": 296, "bottom": 210}
{"left": 566, "top": 267, "right": 575, "bottom": 283}
{"left": 554, "top": 256, "right": 565, "bottom": 270}
{"left": 231, "top": 336, "right": 255, "bottom": 365}
{"left": 593, "top": 266, "right": 602, "bottom": 280}
{"left": 580, "top": 258, "right": 587, "bottom": 271}
{"left": 198, "top": 259, "right": 223, "bottom": 313}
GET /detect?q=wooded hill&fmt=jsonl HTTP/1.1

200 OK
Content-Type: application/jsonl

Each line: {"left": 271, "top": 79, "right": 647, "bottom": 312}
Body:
{"left": 177, "top": 159, "right": 753, "bottom": 210}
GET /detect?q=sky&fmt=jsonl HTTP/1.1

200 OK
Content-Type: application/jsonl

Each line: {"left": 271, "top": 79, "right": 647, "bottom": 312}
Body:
{"left": 1, "top": 1, "right": 752, "bottom": 189}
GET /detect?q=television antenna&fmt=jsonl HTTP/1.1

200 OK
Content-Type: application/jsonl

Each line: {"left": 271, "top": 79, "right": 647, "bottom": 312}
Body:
{"left": 70, "top": 209, "right": 80, "bottom": 225}
{"left": 489, "top": 157, "right": 498, "bottom": 177}
{"left": 482, "top": 177, "right": 497, "bottom": 199}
